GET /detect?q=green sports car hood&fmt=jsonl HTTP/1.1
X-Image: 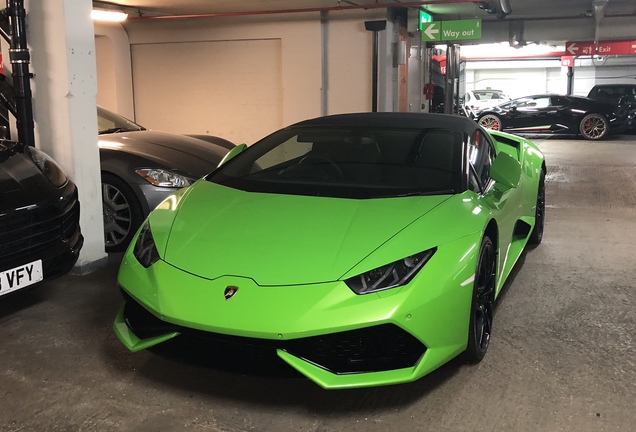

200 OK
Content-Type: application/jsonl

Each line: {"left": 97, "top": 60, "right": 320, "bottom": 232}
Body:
{"left": 153, "top": 181, "right": 452, "bottom": 286}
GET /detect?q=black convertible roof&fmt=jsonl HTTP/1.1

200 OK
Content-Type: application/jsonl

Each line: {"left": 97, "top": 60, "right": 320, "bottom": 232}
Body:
{"left": 290, "top": 112, "right": 479, "bottom": 134}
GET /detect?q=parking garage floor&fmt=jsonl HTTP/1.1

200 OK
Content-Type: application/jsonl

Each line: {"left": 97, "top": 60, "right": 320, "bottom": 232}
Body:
{"left": 1, "top": 134, "right": 635, "bottom": 432}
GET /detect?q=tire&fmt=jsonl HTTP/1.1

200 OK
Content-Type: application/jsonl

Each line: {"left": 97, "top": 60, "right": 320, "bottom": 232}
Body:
{"left": 102, "top": 173, "right": 143, "bottom": 253}
{"left": 465, "top": 235, "right": 496, "bottom": 364}
{"left": 478, "top": 114, "right": 503, "bottom": 131}
{"left": 528, "top": 170, "right": 545, "bottom": 245}
{"left": 579, "top": 114, "right": 608, "bottom": 140}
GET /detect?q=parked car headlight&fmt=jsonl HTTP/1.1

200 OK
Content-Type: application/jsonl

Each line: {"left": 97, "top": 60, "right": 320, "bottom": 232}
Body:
{"left": 136, "top": 168, "right": 195, "bottom": 188}
{"left": 26, "top": 146, "right": 68, "bottom": 187}
{"left": 133, "top": 222, "right": 160, "bottom": 268}
{"left": 345, "top": 248, "right": 437, "bottom": 295}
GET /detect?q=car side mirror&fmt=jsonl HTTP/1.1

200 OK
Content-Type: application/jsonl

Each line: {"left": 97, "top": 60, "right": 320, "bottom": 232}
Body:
{"left": 218, "top": 143, "right": 247, "bottom": 167}
{"left": 491, "top": 151, "right": 521, "bottom": 189}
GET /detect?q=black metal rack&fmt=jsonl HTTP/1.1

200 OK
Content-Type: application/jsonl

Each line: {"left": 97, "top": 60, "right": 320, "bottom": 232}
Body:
{"left": 0, "top": 0, "right": 34, "bottom": 146}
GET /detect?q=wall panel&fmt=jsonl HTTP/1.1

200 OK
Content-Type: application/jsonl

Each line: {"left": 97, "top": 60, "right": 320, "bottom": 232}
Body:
{"left": 131, "top": 39, "right": 282, "bottom": 145}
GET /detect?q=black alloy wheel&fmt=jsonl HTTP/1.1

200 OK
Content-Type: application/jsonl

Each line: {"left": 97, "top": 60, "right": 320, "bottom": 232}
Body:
{"left": 579, "top": 113, "right": 608, "bottom": 140}
{"left": 529, "top": 170, "right": 546, "bottom": 245}
{"left": 102, "top": 173, "right": 143, "bottom": 253}
{"left": 465, "top": 235, "right": 496, "bottom": 363}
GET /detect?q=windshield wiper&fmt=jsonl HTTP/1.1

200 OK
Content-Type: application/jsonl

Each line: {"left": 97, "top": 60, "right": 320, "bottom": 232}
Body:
{"left": 99, "top": 127, "right": 145, "bottom": 135}
{"left": 391, "top": 189, "right": 455, "bottom": 197}
{"left": 99, "top": 127, "right": 128, "bottom": 135}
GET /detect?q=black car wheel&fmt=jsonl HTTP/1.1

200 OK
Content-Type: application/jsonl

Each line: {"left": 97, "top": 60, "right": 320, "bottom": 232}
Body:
{"left": 478, "top": 114, "right": 503, "bottom": 131}
{"left": 465, "top": 235, "right": 496, "bottom": 363}
{"left": 579, "top": 114, "right": 608, "bottom": 140}
{"left": 529, "top": 170, "right": 545, "bottom": 245}
{"left": 102, "top": 173, "right": 143, "bottom": 253}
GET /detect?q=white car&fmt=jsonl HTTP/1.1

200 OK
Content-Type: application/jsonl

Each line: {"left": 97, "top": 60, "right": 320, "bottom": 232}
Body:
{"left": 463, "top": 89, "right": 510, "bottom": 117}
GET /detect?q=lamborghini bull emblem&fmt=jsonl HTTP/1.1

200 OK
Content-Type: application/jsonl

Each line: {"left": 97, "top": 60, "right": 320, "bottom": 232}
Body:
{"left": 224, "top": 286, "right": 239, "bottom": 300}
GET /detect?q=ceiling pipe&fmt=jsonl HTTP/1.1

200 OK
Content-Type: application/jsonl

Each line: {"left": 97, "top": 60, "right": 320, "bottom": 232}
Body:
{"left": 127, "top": 0, "right": 481, "bottom": 21}
{"left": 592, "top": 0, "right": 608, "bottom": 43}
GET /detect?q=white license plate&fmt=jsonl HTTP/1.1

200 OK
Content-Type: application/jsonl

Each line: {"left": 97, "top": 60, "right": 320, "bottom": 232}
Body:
{"left": 0, "top": 259, "right": 43, "bottom": 297}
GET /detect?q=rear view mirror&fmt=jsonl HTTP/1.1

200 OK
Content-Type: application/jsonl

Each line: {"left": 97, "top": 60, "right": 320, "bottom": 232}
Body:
{"left": 491, "top": 151, "right": 521, "bottom": 189}
{"left": 218, "top": 143, "right": 247, "bottom": 167}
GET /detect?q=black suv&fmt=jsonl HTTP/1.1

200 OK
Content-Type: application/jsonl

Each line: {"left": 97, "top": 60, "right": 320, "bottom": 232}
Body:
{"left": 0, "top": 141, "right": 83, "bottom": 298}
{"left": 587, "top": 84, "right": 636, "bottom": 132}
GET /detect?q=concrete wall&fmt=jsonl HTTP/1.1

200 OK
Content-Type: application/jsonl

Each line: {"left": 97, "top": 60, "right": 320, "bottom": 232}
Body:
{"left": 94, "top": 22, "right": 134, "bottom": 119}
{"left": 465, "top": 56, "right": 636, "bottom": 98}
{"left": 93, "top": 11, "right": 384, "bottom": 145}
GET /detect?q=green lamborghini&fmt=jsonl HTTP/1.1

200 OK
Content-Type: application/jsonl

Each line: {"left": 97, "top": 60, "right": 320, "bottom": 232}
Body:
{"left": 114, "top": 113, "right": 545, "bottom": 389}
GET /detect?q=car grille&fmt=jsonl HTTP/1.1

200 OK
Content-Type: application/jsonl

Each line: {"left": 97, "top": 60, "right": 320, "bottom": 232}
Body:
{"left": 0, "top": 189, "right": 81, "bottom": 267}
{"left": 121, "top": 290, "right": 427, "bottom": 374}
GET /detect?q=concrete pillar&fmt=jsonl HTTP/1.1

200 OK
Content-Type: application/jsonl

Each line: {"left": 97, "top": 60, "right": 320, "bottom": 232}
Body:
{"left": 26, "top": 0, "right": 107, "bottom": 272}
{"left": 377, "top": 17, "right": 398, "bottom": 112}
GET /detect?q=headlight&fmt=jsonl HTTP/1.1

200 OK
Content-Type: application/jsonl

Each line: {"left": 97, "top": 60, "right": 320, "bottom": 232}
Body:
{"left": 345, "top": 248, "right": 436, "bottom": 295}
{"left": 133, "top": 222, "right": 160, "bottom": 268}
{"left": 135, "top": 168, "right": 195, "bottom": 188}
{"left": 26, "top": 146, "right": 68, "bottom": 187}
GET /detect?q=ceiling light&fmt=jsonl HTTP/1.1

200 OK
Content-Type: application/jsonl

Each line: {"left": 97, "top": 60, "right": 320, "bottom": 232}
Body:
{"left": 91, "top": 9, "right": 128, "bottom": 22}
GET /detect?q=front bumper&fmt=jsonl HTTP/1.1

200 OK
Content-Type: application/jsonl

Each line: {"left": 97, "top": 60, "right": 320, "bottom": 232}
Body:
{"left": 0, "top": 186, "right": 83, "bottom": 297}
{"left": 114, "top": 233, "right": 479, "bottom": 389}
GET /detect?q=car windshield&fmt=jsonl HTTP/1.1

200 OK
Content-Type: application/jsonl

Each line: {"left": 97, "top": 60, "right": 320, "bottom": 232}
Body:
{"left": 207, "top": 127, "right": 463, "bottom": 199}
{"left": 97, "top": 106, "right": 145, "bottom": 134}
{"left": 474, "top": 91, "right": 506, "bottom": 100}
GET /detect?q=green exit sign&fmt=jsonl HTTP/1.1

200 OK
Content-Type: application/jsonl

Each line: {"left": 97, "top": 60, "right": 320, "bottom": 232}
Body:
{"left": 419, "top": 10, "right": 433, "bottom": 31}
{"left": 422, "top": 19, "right": 482, "bottom": 42}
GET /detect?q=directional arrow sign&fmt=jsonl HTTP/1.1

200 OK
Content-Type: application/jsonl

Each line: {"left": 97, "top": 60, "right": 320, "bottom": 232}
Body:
{"left": 422, "top": 22, "right": 441, "bottom": 41}
{"left": 565, "top": 41, "right": 595, "bottom": 56}
{"left": 422, "top": 19, "right": 481, "bottom": 42}
{"left": 566, "top": 40, "right": 636, "bottom": 56}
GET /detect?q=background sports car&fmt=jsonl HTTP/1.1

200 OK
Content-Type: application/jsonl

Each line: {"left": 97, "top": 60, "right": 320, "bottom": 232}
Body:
{"left": 98, "top": 106, "right": 234, "bottom": 252}
{"left": 463, "top": 89, "right": 511, "bottom": 118}
{"left": 476, "top": 94, "right": 627, "bottom": 140}
{"left": 114, "top": 113, "right": 545, "bottom": 389}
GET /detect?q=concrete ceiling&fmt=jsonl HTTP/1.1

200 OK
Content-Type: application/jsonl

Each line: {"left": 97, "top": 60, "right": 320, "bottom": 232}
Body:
{"left": 93, "top": 0, "right": 636, "bottom": 44}
{"left": 93, "top": 0, "right": 636, "bottom": 19}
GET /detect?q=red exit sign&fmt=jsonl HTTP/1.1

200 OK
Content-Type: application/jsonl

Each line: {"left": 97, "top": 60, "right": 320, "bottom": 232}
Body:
{"left": 566, "top": 40, "right": 636, "bottom": 56}
{"left": 597, "top": 40, "right": 634, "bottom": 55}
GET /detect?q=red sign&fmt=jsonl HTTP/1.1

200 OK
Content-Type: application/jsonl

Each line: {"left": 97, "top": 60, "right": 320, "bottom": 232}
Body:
{"left": 565, "top": 41, "right": 595, "bottom": 56}
{"left": 561, "top": 56, "right": 574, "bottom": 67}
{"left": 566, "top": 40, "right": 636, "bottom": 56}
{"left": 432, "top": 55, "right": 446, "bottom": 75}
{"left": 597, "top": 40, "right": 633, "bottom": 55}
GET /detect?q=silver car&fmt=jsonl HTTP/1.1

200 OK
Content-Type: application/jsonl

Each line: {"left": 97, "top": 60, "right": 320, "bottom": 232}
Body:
{"left": 98, "top": 106, "right": 234, "bottom": 252}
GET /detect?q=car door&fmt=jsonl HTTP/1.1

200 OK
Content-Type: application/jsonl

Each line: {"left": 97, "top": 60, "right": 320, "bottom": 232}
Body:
{"left": 543, "top": 96, "right": 571, "bottom": 131}
{"left": 468, "top": 129, "right": 523, "bottom": 293}
{"left": 506, "top": 96, "right": 552, "bottom": 131}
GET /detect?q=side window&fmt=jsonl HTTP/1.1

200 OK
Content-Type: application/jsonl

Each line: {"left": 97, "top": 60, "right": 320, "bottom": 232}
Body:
{"left": 468, "top": 167, "right": 481, "bottom": 193}
{"left": 516, "top": 97, "right": 550, "bottom": 109}
{"left": 468, "top": 130, "right": 494, "bottom": 192}
{"left": 551, "top": 96, "right": 566, "bottom": 107}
